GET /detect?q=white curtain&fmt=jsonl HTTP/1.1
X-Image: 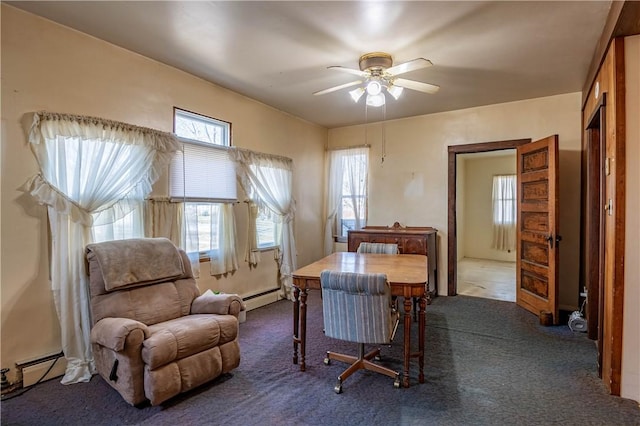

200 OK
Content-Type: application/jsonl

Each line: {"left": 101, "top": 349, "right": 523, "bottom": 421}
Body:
{"left": 22, "top": 111, "right": 180, "bottom": 384}
{"left": 491, "top": 174, "right": 517, "bottom": 252}
{"left": 245, "top": 202, "right": 261, "bottom": 267}
{"left": 324, "top": 146, "right": 369, "bottom": 256}
{"left": 144, "top": 198, "right": 183, "bottom": 246}
{"left": 231, "top": 148, "right": 296, "bottom": 299}
{"left": 210, "top": 203, "right": 239, "bottom": 276}
{"left": 182, "top": 203, "right": 206, "bottom": 277}
{"left": 92, "top": 202, "right": 144, "bottom": 243}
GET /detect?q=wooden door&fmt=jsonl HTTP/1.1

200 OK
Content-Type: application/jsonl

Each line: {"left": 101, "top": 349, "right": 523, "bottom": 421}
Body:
{"left": 516, "top": 135, "right": 560, "bottom": 323}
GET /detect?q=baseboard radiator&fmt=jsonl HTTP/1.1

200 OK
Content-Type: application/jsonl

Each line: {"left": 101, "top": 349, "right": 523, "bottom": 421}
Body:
{"left": 1, "top": 351, "right": 65, "bottom": 395}
{"left": 243, "top": 288, "right": 281, "bottom": 312}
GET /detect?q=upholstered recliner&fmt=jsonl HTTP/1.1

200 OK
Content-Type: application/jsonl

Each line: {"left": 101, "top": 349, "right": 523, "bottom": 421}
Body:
{"left": 85, "top": 237, "right": 245, "bottom": 406}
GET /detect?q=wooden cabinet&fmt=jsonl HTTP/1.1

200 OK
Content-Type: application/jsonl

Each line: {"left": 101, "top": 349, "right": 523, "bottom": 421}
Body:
{"left": 348, "top": 222, "right": 438, "bottom": 298}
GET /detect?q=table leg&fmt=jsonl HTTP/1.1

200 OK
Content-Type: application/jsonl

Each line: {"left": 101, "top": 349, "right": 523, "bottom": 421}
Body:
{"left": 402, "top": 296, "right": 412, "bottom": 388}
{"left": 299, "top": 289, "right": 308, "bottom": 372}
{"left": 418, "top": 295, "right": 427, "bottom": 384}
{"left": 293, "top": 286, "right": 300, "bottom": 365}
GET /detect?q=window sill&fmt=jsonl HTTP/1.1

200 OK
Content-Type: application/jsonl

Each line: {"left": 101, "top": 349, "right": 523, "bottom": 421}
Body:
{"left": 253, "top": 246, "right": 278, "bottom": 252}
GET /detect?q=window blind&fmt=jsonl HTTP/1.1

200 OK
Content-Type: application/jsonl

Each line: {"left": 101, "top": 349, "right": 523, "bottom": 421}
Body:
{"left": 169, "top": 141, "right": 237, "bottom": 202}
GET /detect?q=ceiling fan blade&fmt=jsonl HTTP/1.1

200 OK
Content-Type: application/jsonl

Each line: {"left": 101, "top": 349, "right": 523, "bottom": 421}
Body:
{"left": 393, "top": 78, "right": 440, "bottom": 94}
{"left": 313, "top": 80, "right": 363, "bottom": 96}
{"left": 327, "top": 66, "right": 368, "bottom": 78}
{"left": 386, "top": 58, "right": 433, "bottom": 76}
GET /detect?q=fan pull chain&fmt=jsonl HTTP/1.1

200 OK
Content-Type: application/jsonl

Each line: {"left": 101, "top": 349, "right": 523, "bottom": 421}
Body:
{"left": 381, "top": 103, "right": 386, "bottom": 164}
{"left": 364, "top": 103, "right": 369, "bottom": 148}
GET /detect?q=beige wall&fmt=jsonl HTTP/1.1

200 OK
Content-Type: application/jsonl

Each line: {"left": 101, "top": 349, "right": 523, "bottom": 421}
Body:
{"left": 622, "top": 34, "right": 639, "bottom": 403}
{"left": 1, "top": 6, "right": 326, "bottom": 381}
{"left": 328, "top": 92, "right": 583, "bottom": 312}
{"left": 461, "top": 153, "right": 517, "bottom": 262}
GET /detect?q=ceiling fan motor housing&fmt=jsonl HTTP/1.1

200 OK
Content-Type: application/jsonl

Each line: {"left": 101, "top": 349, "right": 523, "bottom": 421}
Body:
{"left": 359, "top": 52, "right": 393, "bottom": 73}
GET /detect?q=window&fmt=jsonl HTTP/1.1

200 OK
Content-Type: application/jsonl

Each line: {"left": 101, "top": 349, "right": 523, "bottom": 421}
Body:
{"left": 256, "top": 210, "right": 281, "bottom": 249}
{"left": 184, "top": 202, "right": 221, "bottom": 253}
{"left": 174, "top": 108, "right": 229, "bottom": 146}
{"left": 92, "top": 206, "right": 144, "bottom": 243}
{"left": 323, "top": 146, "right": 369, "bottom": 253}
{"left": 492, "top": 175, "right": 516, "bottom": 225}
{"left": 246, "top": 162, "right": 282, "bottom": 250}
{"left": 171, "top": 108, "right": 236, "bottom": 259}
{"left": 92, "top": 162, "right": 145, "bottom": 243}
{"left": 338, "top": 166, "right": 368, "bottom": 238}
{"left": 491, "top": 174, "right": 517, "bottom": 252}
{"left": 341, "top": 150, "right": 368, "bottom": 238}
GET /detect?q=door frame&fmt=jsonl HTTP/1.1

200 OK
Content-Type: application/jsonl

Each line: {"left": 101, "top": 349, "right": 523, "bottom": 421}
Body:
{"left": 447, "top": 139, "right": 531, "bottom": 295}
{"left": 583, "top": 94, "right": 606, "bottom": 369}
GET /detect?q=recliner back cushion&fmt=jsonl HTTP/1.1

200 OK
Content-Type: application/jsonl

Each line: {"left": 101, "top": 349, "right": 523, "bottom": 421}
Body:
{"left": 87, "top": 248, "right": 194, "bottom": 297}
{"left": 86, "top": 238, "right": 185, "bottom": 291}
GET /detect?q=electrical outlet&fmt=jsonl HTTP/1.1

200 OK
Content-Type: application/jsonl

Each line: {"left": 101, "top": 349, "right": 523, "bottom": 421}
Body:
{"left": 1, "top": 368, "right": 11, "bottom": 390}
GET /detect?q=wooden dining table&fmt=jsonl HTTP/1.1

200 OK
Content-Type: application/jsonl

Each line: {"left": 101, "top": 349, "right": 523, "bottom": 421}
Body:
{"left": 291, "top": 252, "right": 429, "bottom": 388}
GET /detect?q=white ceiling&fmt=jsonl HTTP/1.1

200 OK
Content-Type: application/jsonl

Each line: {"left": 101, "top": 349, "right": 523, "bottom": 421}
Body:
{"left": 9, "top": 1, "right": 612, "bottom": 128}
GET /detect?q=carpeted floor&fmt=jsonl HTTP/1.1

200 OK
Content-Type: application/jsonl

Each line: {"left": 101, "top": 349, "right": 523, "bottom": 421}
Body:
{"left": 2, "top": 293, "right": 639, "bottom": 426}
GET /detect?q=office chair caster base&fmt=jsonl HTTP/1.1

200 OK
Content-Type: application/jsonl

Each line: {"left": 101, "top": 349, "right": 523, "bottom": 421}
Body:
{"left": 334, "top": 380, "right": 343, "bottom": 394}
{"left": 393, "top": 376, "right": 401, "bottom": 389}
{"left": 324, "top": 356, "right": 331, "bottom": 365}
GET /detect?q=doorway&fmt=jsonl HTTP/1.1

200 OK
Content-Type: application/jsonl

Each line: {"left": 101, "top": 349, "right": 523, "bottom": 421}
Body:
{"left": 456, "top": 149, "right": 517, "bottom": 302}
{"left": 582, "top": 93, "right": 606, "bottom": 376}
{"left": 447, "top": 139, "right": 530, "bottom": 296}
{"left": 457, "top": 258, "right": 516, "bottom": 301}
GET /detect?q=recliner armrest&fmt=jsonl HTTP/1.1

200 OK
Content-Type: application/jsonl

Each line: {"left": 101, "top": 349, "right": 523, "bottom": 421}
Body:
{"left": 91, "top": 317, "right": 150, "bottom": 352}
{"left": 191, "top": 290, "right": 246, "bottom": 317}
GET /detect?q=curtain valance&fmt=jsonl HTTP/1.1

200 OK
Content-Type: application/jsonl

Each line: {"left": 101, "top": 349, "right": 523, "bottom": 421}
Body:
{"left": 27, "top": 111, "right": 181, "bottom": 227}
{"left": 29, "top": 111, "right": 180, "bottom": 151}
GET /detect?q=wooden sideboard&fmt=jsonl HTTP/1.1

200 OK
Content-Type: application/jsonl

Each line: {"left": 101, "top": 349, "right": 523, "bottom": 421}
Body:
{"left": 347, "top": 222, "right": 438, "bottom": 298}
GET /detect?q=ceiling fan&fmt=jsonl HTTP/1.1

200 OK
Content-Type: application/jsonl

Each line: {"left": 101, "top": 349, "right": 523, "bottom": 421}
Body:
{"left": 313, "top": 52, "right": 440, "bottom": 107}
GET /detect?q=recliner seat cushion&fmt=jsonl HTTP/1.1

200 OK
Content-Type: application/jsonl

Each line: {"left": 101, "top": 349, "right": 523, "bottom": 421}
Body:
{"left": 142, "top": 314, "right": 238, "bottom": 369}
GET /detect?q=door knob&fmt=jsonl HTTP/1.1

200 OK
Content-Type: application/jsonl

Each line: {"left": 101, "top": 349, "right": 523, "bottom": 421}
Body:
{"left": 546, "top": 234, "right": 562, "bottom": 249}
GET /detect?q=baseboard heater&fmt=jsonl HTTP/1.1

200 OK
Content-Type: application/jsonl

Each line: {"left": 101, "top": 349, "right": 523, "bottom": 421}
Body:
{"left": 242, "top": 288, "right": 281, "bottom": 312}
{"left": 2, "top": 351, "right": 65, "bottom": 395}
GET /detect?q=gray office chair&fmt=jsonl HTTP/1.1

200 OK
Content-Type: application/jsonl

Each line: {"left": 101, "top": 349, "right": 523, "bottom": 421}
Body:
{"left": 320, "top": 270, "right": 401, "bottom": 393}
{"left": 356, "top": 241, "right": 418, "bottom": 322}
{"left": 357, "top": 241, "right": 422, "bottom": 321}
{"left": 356, "top": 242, "right": 399, "bottom": 254}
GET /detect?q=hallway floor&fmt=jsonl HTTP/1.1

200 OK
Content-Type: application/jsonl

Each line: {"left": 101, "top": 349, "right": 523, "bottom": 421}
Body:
{"left": 457, "top": 257, "right": 516, "bottom": 302}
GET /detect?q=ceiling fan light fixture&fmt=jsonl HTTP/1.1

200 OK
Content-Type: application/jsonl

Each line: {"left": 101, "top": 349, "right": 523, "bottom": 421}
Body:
{"left": 349, "top": 87, "right": 365, "bottom": 103}
{"left": 366, "top": 93, "right": 385, "bottom": 107}
{"left": 386, "top": 84, "right": 404, "bottom": 100}
{"left": 366, "top": 80, "right": 382, "bottom": 96}
{"left": 316, "top": 52, "right": 437, "bottom": 108}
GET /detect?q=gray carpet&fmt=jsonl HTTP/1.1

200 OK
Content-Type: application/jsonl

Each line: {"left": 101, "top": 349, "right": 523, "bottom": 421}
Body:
{"left": 2, "top": 293, "right": 639, "bottom": 425}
